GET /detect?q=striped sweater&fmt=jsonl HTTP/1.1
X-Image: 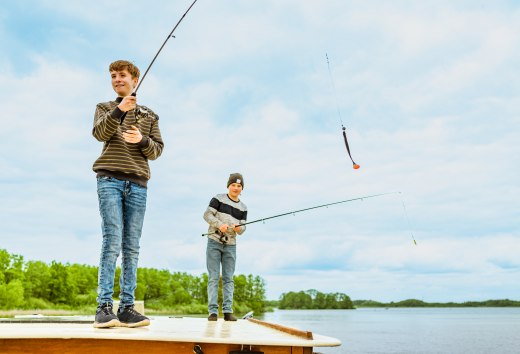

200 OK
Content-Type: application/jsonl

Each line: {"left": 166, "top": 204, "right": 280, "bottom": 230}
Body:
{"left": 92, "top": 97, "right": 164, "bottom": 187}
{"left": 203, "top": 194, "right": 248, "bottom": 245}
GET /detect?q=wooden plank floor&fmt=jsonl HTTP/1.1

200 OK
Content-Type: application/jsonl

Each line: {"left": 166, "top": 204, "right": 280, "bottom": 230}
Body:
{"left": 0, "top": 316, "right": 341, "bottom": 354}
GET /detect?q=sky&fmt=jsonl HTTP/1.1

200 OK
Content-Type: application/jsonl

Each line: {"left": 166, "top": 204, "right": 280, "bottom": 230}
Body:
{"left": 1, "top": 0, "right": 519, "bottom": 302}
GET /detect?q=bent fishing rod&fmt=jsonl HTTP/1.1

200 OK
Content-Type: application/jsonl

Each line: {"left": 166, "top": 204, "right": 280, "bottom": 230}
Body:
{"left": 201, "top": 191, "right": 401, "bottom": 239}
{"left": 133, "top": 0, "right": 198, "bottom": 95}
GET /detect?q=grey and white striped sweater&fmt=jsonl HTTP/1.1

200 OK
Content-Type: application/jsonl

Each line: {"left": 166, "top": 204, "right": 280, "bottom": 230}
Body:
{"left": 203, "top": 193, "right": 248, "bottom": 245}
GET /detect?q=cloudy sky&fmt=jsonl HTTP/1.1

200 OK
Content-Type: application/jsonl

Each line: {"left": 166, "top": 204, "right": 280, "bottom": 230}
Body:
{"left": 1, "top": 0, "right": 518, "bottom": 302}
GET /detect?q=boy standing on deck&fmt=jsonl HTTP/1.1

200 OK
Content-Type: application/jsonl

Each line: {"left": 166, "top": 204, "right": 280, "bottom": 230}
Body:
{"left": 92, "top": 60, "right": 164, "bottom": 328}
{"left": 203, "top": 173, "right": 248, "bottom": 321}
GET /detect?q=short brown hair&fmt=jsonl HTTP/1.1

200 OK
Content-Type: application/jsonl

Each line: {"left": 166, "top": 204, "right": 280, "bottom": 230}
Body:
{"left": 109, "top": 60, "right": 140, "bottom": 79}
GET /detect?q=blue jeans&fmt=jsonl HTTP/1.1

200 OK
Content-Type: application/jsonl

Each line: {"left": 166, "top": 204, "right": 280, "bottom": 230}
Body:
{"left": 96, "top": 176, "right": 147, "bottom": 309}
{"left": 206, "top": 238, "right": 236, "bottom": 314}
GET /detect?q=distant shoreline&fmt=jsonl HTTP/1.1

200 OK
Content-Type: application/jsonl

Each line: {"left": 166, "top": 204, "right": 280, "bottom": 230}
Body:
{"left": 2, "top": 299, "right": 520, "bottom": 318}
{"left": 262, "top": 298, "right": 520, "bottom": 310}
{"left": 352, "top": 299, "right": 520, "bottom": 308}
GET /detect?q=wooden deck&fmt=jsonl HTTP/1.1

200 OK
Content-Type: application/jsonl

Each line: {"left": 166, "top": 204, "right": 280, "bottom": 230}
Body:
{"left": 0, "top": 316, "right": 341, "bottom": 353}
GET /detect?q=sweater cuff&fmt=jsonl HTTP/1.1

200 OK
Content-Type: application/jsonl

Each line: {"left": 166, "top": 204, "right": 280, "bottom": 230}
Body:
{"left": 110, "top": 106, "right": 126, "bottom": 124}
{"left": 138, "top": 136, "right": 149, "bottom": 148}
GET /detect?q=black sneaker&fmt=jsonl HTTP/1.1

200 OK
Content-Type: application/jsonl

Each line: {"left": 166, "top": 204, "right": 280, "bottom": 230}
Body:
{"left": 224, "top": 313, "right": 237, "bottom": 321}
{"left": 208, "top": 313, "right": 218, "bottom": 321}
{"left": 117, "top": 305, "right": 150, "bottom": 327}
{"left": 94, "top": 303, "right": 120, "bottom": 328}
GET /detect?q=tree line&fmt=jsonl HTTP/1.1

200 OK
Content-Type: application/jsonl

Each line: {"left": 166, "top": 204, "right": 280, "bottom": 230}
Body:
{"left": 353, "top": 299, "right": 520, "bottom": 307}
{"left": 9, "top": 248, "right": 514, "bottom": 312}
{"left": 278, "top": 289, "right": 354, "bottom": 309}
{"left": 0, "top": 249, "right": 266, "bottom": 314}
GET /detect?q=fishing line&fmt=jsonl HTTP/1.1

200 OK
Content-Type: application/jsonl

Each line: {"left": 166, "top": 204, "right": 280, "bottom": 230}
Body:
{"left": 325, "top": 53, "right": 360, "bottom": 170}
{"left": 399, "top": 192, "right": 417, "bottom": 245}
{"left": 201, "top": 191, "right": 399, "bottom": 238}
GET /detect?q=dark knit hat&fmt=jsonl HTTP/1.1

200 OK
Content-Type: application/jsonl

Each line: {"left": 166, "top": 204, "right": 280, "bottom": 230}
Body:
{"left": 227, "top": 173, "right": 244, "bottom": 189}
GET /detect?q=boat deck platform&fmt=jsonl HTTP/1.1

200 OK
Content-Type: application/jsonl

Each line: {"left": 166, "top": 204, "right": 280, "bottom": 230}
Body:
{"left": 0, "top": 315, "right": 341, "bottom": 353}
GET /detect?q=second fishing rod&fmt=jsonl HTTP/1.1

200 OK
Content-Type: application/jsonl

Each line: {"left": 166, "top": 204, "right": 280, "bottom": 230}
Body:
{"left": 201, "top": 191, "right": 402, "bottom": 243}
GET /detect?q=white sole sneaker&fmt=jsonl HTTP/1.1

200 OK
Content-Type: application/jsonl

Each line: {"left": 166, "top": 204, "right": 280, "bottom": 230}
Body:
{"left": 93, "top": 318, "right": 121, "bottom": 328}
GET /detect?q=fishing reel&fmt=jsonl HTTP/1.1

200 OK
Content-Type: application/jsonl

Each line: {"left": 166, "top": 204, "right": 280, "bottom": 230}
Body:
{"left": 215, "top": 229, "right": 230, "bottom": 244}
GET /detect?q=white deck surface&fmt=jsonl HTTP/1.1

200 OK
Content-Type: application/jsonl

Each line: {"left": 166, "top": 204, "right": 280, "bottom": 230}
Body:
{"left": 0, "top": 316, "right": 341, "bottom": 348}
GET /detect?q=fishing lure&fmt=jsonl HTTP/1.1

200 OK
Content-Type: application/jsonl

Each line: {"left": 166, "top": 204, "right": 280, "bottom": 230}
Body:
{"left": 326, "top": 53, "right": 360, "bottom": 170}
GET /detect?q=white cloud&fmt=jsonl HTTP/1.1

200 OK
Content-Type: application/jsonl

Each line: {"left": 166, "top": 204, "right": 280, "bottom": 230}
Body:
{"left": 1, "top": 0, "right": 519, "bottom": 302}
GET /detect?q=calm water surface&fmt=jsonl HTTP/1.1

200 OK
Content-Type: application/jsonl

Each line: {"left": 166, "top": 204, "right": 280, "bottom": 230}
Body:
{"left": 260, "top": 308, "right": 520, "bottom": 354}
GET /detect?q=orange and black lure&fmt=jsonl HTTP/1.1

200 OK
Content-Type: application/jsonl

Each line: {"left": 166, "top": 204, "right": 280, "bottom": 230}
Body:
{"left": 326, "top": 53, "right": 360, "bottom": 170}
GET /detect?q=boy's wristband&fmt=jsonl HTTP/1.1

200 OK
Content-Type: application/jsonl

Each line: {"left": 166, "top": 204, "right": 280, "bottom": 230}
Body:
{"left": 111, "top": 106, "right": 126, "bottom": 123}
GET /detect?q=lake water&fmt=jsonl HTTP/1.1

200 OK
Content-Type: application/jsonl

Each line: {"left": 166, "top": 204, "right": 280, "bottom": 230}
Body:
{"left": 260, "top": 308, "right": 520, "bottom": 354}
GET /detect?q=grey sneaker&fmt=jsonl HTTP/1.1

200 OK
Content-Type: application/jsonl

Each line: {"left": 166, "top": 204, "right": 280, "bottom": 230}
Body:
{"left": 94, "top": 303, "right": 120, "bottom": 328}
{"left": 117, "top": 305, "right": 150, "bottom": 327}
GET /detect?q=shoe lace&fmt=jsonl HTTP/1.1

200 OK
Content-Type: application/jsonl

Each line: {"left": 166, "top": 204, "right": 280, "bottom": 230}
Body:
{"left": 125, "top": 305, "right": 140, "bottom": 316}
{"left": 100, "top": 303, "right": 114, "bottom": 315}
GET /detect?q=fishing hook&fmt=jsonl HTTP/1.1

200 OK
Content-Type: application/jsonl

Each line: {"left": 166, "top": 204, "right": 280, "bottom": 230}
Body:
{"left": 399, "top": 192, "right": 417, "bottom": 245}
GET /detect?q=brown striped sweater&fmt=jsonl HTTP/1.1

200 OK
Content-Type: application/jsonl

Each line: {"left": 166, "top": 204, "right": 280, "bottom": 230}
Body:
{"left": 92, "top": 97, "right": 164, "bottom": 187}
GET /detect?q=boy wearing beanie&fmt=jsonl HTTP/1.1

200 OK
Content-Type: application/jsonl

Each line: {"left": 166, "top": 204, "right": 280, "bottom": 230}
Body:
{"left": 203, "top": 173, "right": 248, "bottom": 321}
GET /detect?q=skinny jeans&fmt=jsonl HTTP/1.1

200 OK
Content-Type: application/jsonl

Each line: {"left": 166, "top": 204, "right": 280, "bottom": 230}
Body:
{"left": 207, "top": 238, "right": 236, "bottom": 314}
{"left": 96, "top": 176, "right": 147, "bottom": 309}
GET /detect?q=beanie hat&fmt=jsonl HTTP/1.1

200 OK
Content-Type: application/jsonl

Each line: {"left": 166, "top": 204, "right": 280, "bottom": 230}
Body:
{"left": 227, "top": 173, "right": 244, "bottom": 189}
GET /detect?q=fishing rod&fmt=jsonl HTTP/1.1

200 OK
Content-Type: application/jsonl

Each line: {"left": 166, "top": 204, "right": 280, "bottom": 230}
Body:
{"left": 326, "top": 53, "right": 360, "bottom": 170}
{"left": 201, "top": 192, "right": 400, "bottom": 240}
{"left": 133, "top": 0, "right": 199, "bottom": 95}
